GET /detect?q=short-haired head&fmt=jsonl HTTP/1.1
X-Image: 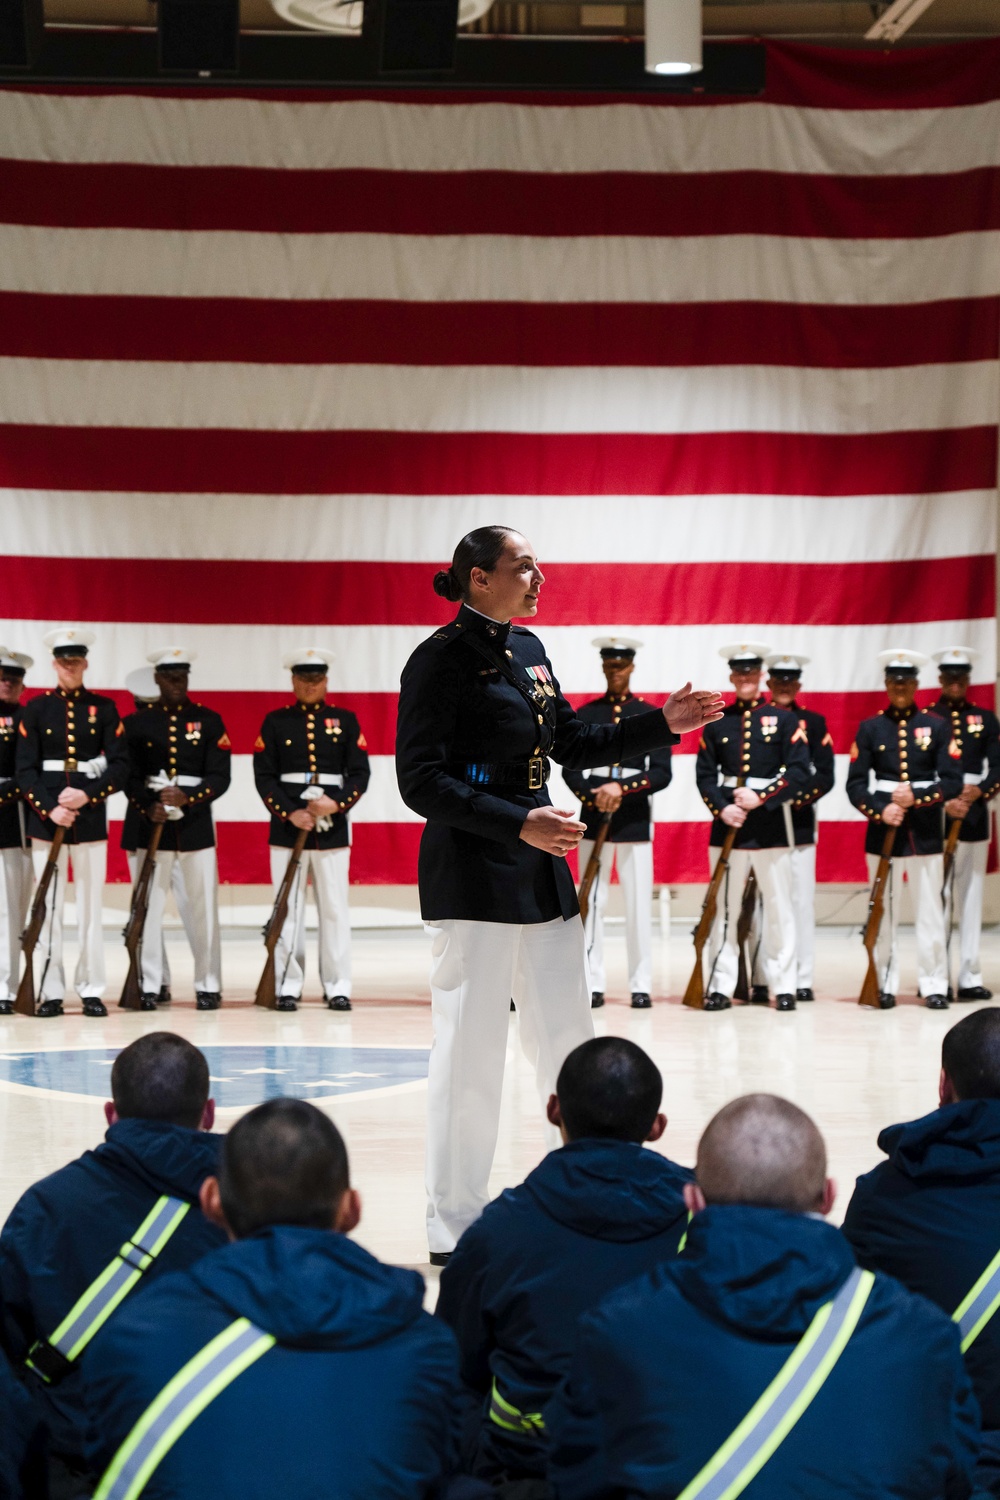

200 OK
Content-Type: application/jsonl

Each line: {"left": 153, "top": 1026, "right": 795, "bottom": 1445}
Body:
{"left": 696, "top": 1094, "right": 827, "bottom": 1213}
{"left": 942, "top": 1010, "right": 1000, "bottom": 1102}
{"left": 219, "top": 1098, "right": 350, "bottom": 1239}
{"left": 433, "top": 525, "right": 516, "bottom": 603}
{"left": 555, "top": 1037, "right": 663, "bottom": 1143}
{"left": 110, "top": 1032, "right": 210, "bottom": 1130}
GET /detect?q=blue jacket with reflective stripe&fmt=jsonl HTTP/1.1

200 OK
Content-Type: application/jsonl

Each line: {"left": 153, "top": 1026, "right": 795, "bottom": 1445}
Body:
{"left": 436, "top": 1137, "right": 692, "bottom": 1480}
{"left": 547, "top": 1205, "right": 981, "bottom": 1500}
{"left": 843, "top": 1099, "right": 1000, "bottom": 1493}
{"left": 0, "top": 1343, "right": 47, "bottom": 1500}
{"left": 0, "top": 1119, "right": 227, "bottom": 1468}
{"left": 82, "top": 1225, "right": 471, "bottom": 1500}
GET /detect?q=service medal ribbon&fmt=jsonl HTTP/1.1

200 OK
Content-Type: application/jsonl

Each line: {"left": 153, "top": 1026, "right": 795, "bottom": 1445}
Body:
{"left": 914, "top": 728, "right": 932, "bottom": 750}
{"left": 969, "top": 716, "right": 984, "bottom": 734}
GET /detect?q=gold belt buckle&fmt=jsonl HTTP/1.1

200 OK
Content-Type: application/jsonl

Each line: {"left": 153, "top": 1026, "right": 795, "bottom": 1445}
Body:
{"left": 65, "top": 758, "right": 77, "bottom": 772}
{"left": 527, "top": 757, "right": 544, "bottom": 791}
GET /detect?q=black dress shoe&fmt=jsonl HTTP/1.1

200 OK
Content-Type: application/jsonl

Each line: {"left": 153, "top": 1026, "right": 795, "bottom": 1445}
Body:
{"left": 749, "top": 985, "right": 770, "bottom": 1006}
{"left": 510, "top": 998, "right": 516, "bottom": 1012}
{"left": 140, "top": 993, "right": 160, "bottom": 1011}
{"left": 590, "top": 991, "right": 605, "bottom": 1009}
{"left": 879, "top": 992, "right": 896, "bottom": 1010}
{"left": 925, "top": 994, "right": 950, "bottom": 1010}
{"left": 703, "top": 992, "right": 732, "bottom": 1012}
{"left": 630, "top": 992, "right": 652, "bottom": 1010}
{"left": 776, "top": 993, "right": 796, "bottom": 1011}
{"left": 157, "top": 986, "right": 172, "bottom": 1004}
{"left": 796, "top": 988, "right": 815, "bottom": 1003}
{"left": 275, "top": 995, "right": 298, "bottom": 1012}
{"left": 37, "top": 998, "right": 64, "bottom": 1018}
{"left": 195, "top": 992, "right": 222, "bottom": 1011}
{"left": 958, "top": 986, "right": 993, "bottom": 1001}
{"left": 326, "top": 996, "right": 352, "bottom": 1012}
{"left": 0, "top": 1000, "right": 13, "bottom": 1016}
{"left": 82, "top": 998, "right": 108, "bottom": 1017}
{"left": 428, "top": 1252, "right": 452, "bottom": 1268}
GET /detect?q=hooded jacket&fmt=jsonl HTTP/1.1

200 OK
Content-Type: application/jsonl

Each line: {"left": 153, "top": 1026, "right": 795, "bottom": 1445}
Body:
{"left": 0, "top": 1119, "right": 227, "bottom": 1467}
{"left": 436, "top": 1138, "right": 692, "bottom": 1480}
{"left": 547, "top": 1205, "right": 980, "bottom": 1500}
{"left": 843, "top": 1100, "right": 1000, "bottom": 1486}
{"left": 84, "top": 1226, "right": 466, "bottom": 1500}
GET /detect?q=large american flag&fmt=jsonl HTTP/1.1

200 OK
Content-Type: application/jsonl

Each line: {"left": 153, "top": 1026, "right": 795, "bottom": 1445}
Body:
{"left": 0, "top": 40, "right": 996, "bottom": 888}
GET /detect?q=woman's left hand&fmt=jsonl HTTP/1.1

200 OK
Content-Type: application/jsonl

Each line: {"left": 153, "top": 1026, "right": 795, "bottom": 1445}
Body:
{"left": 663, "top": 684, "right": 725, "bottom": 735}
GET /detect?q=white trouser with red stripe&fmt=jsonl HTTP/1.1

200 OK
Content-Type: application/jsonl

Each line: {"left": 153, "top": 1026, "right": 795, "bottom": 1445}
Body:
{"left": 127, "top": 847, "right": 221, "bottom": 995}
{"left": 0, "top": 846, "right": 33, "bottom": 1001}
{"left": 29, "top": 839, "right": 106, "bottom": 1000}
{"left": 951, "top": 838, "right": 989, "bottom": 990}
{"left": 578, "top": 838, "right": 653, "bottom": 995}
{"left": 269, "top": 845, "right": 352, "bottom": 1000}
{"left": 866, "top": 852, "right": 947, "bottom": 998}
{"left": 425, "top": 914, "right": 594, "bottom": 1254}
{"left": 707, "top": 844, "right": 796, "bottom": 999}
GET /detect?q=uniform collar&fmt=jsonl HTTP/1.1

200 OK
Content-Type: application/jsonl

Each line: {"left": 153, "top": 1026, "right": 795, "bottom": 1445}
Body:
{"left": 456, "top": 603, "right": 511, "bottom": 646}
{"left": 770, "top": 698, "right": 798, "bottom": 711}
{"left": 884, "top": 703, "right": 918, "bottom": 723}
{"left": 296, "top": 699, "right": 326, "bottom": 713}
{"left": 158, "top": 696, "right": 192, "bottom": 716}
{"left": 606, "top": 692, "right": 632, "bottom": 705}
{"left": 56, "top": 687, "right": 82, "bottom": 700}
{"left": 728, "top": 696, "right": 762, "bottom": 713}
{"left": 935, "top": 696, "right": 967, "bottom": 712}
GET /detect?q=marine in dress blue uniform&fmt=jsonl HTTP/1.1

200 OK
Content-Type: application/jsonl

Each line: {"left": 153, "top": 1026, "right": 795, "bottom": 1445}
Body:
{"left": 123, "top": 649, "right": 232, "bottom": 1010}
{"left": 695, "top": 644, "right": 811, "bottom": 1011}
{"left": 930, "top": 648, "right": 1000, "bottom": 1000}
{"left": 253, "top": 647, "right": 370, "bottom": 1011}
{"left": 121, "top": 667, "right": 182, "bottom": 1005}
{"left": 0, "top": 649, "right": 33, "bottom": 1014}
{"left": 562, "top": 638, "right": 672, "bottom": 1010}
{"left": 15, "top": 629, "right": 128, "bottom": 1018}
{"left": 846, "top": 649, "right": 963, "bottom": 1008}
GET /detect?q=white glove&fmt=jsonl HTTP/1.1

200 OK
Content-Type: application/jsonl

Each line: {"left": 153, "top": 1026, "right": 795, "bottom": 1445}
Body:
{"left": 146, "top": 770, "right": 185, "bottom": 820}
{"left": 302, "top": 784, "right": 332, "bottom": 833}
{"left": 80, "top": 753, "right": 108, "bottom": 780}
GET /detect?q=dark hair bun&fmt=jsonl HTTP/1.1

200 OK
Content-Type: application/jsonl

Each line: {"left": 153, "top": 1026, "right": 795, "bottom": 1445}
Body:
{"left": 433, "top": 567, "right": 462, "bottom": 602}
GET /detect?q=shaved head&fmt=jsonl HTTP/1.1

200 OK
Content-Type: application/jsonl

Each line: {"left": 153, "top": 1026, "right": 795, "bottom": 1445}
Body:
{"left": 696, "top": 1094, "right": 827, "bottom": 1214}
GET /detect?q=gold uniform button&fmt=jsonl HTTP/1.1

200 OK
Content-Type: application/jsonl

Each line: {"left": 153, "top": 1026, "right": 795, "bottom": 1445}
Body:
{"left": 537, "top": 714, "right": 544, "bottom": 724}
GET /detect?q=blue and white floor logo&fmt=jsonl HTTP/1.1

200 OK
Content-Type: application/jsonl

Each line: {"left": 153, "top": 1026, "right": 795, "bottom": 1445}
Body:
{"left": 0, "top": 1046, "right": 429, "bottom": 1108}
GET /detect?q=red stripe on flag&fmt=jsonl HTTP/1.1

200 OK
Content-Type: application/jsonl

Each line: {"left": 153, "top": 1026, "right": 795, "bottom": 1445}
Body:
{"left": 0, "top": 294, "right": 992, "bottom": 369}
{"left": 0, "top": 426, "right": 992, "bottom": 496}
{"left": 6, "top": 554, "right": 993, "bottom": 629}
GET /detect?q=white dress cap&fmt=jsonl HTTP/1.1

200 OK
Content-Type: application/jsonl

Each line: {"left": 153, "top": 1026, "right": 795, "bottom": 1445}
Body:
{"left": 765, "top": 653, "right": 811, "bottom": 673}
{"left": 125, "top": 667, "right": 160, "bottom": 701}
{"left": 876, "top": 648, "right": 930, "bottom": 673}
{"left": 718, "top": 640, "right": 772, "bottom": 665}
{"left": 42, "top": 627, "right": 96, "bottom": 654}
{"left": 932, "top": 648, "right": 979, "bottom": 669}
{"left": 0, "top": 649, "right": 32, "bottom": 672}
{"left": 147, "top": 647, "right": 197, "bottom": 669}
{"left": 282, "top": 647, "right": 335, "bottom": 672}
{"left": 591, "top": 635, "right": 644, "bottom": 655}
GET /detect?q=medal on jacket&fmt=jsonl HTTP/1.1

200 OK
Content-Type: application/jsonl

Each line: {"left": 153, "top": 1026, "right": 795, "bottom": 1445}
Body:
{"left": 914, "top": 726, "right": 932, "bottom": 751}
{"left": 969, "top": 715, "right": 984, "bottom": 735}
{"left": 325, "top": 717, "right": 342, "bottom": 737}
{"left": 185, "top": 721, "right": 202, "bottom": 743}
{"left": 527, "top": 664, "right": 556, "bottom": 699}
{"left": 0, "top": 716, "right": 11, "bottom": 738}
{"left": 761, "top": 714, "right": 778, "bottom": 740}
{"left": 88, "top": 705, "right": 97, "bottom": 723}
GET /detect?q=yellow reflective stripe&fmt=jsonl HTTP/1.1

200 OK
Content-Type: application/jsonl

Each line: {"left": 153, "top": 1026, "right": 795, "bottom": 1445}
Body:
{"left": 954, "top": 1246, "right": 1000, "bottom": 1354}
{"left": 677, "top": 1210, "right": 694, "bottom": 1254}
{"left": 488, "top": 1378, "right": 546, "bottom": 1436}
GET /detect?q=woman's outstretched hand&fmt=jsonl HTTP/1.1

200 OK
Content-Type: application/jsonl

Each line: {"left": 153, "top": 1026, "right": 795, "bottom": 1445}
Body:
{"left": 663, "top": 683, "right": 725, "bottom": 735}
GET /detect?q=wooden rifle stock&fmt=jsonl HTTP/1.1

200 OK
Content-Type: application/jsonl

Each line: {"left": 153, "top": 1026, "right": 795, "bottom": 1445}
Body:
{"left": 733, "top": 870, "right": 760, "bottom": 1004}
{"left": 16, "top": 825, "right": 66, "bottom": 1016}
{"left": 255, "top": 825, "right": 310, "bottom": 1009}
{"left": 683, "top": 822, "right": 740, "bottom": 1010}
{"left": 859, "top": 826, "right": 896, "bottom": 1008}
{"left": 577, "top": 812, "right": 613, "bottom": 926}
{"left": 120, "top": 823, "right": 164, "bottom": 1011}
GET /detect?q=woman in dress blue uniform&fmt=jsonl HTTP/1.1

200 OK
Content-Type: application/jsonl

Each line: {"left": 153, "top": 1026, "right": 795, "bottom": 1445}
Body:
{"left": 396, "top": 526, "right": 722, "bottom": 1260}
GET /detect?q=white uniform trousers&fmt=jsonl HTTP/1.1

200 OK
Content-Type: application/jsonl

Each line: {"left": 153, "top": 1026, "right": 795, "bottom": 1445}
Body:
{"left": 29, "top": 840, "right": 106, "bottom": 1000}
{"left": 866, "top": 852, "right": 947, "bottom": 998}
{"left": 707, "top": 845, "right": 796, "bottom": 999}
{"left": 426, "top": 914, "right": 594, "bottom": 1254}
{"left": 750, "top": 842, "right": 818, "bottom": 992}
{"left": 950, "top": 839, "right": 989, "bottom": 990}
{"left": 578, "top": 838, "right": 653, "bottom": 994}
{"left": 0, "top": 847, "right": 33, "bottom": 1001}
{"left": 127, "top": 847, "right": 221, "bottom": 994}
{"left": 269, "top": 845, "right": 352, "bottom": 1000}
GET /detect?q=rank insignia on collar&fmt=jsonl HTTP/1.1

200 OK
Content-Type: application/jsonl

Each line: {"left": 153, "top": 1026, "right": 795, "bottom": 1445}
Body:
{"left": 914, "top": 727, "right": 932, "bottom": 750}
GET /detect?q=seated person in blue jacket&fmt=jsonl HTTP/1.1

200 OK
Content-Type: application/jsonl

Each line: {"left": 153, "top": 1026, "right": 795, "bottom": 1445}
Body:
{"left": 547, "top": 1093, "right": 980, "bottom": 1500}
{"left": 83, "top": 1098, "right": 472, "bottom": 1500}
{"left": 843, "top": 1007, "right": 1000, "bottom": 1498}
{"left": 0, "top": 1343, "right": 48, "bottom": 1500}
{"left": 436, "top": 1036, "right": 691, "bottom": 1484}
{"left": 0, "top": 1032, "right": 225, "bottom": 1497}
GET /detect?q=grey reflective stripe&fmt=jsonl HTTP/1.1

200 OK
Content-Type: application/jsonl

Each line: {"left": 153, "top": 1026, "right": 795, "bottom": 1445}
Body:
{"left": 954, "top": 1247, "right": 1000, "bottom": 1353}
{"left": 95, "top": 1317, "right": 276, "bottom": 1500}
{"left": 677, "top": 1267, "right": 874, "bottom": 1500}
{"left": 27, "top": 1196, "right": 190, "bottom": 1377}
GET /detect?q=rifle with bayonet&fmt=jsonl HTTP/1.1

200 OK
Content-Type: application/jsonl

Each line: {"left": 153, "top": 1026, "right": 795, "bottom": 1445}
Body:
{"left": 255, "top": 824, "right": 310, "bottom": 1008}
{"left": 578, "top": 811, "right": 613, "bottom": 927}
{"left": 859, "top": 826, "right": 896, "bottom": 1008}
{"left": 15, "top": 825, "right": 66, "bottom": 1016}
{"left": 120, "top": 823, "right": 164, "bottom": 1011}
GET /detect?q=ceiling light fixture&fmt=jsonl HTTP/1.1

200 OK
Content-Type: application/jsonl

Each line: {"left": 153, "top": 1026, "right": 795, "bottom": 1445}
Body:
{"left": 865, "top": 0, "right": 939, "bottom": 43}
{"left": 644, "top": 0, "right": 702, "bottom": 76}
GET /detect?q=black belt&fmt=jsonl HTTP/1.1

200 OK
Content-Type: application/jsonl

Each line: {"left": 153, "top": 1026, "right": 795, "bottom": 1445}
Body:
{"left": 460, "top": 758, "right": 549, "bottom": 790}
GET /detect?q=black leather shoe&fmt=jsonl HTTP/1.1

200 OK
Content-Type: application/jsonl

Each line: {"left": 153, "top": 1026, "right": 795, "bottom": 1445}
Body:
{"left": 776, "top": 993, "right": 796, "bottom": 1011}
{"left": 195, "top": 992, "right": 221, "bottom": 1011}
{"left": 590, "top": 991, "right": 605, "bottom": 1009}
{"left": 630, "top": 992, "right": 652, "bottom": 1010}
{"left": 82, "top": 998, "right": 108, "bottom": 1017}
{"left": 37, "top": 998, "right": 63, "bottom": 1018}
{"left": 428, "top": 1252, "right": 452, "bottom": 1267}
{"left": 749, "top": 985, "right": 770, "bottom": 1006}
{"left": 0, "top": 999, "right": 13, "bottom": 1016}
{"left": 925, "top": 994, "right": 950, "bottom": 1010}
{"left": 140, "top": 993, "right": 159, "bottom": 1011}
{"left": 510, "top": 998, "right": 516, "bottom": 1012}
{"left": 879, "top": 992, "right": 896, "bottom": 1010}
{"left": 796, "top": 988, "right": 815, "bottom": 1003}
{"left": 703, "top": 992, "right": 732, "bottom": 1011}
{"left": 958, "top": 986, "right": 993, "bottom": 1001}
{"left": 275, "top": 995, "right": 298, "bottom": 1012}
{"left": 156, "top": 986, "right": 171, "bottom": 1004}
{"left": 326, "top": 996, "right": 352, "bottom": 1012}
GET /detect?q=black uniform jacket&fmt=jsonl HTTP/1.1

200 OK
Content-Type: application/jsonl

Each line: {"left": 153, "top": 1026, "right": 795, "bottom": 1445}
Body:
{"left": 16, "top": 689, "right": 126, "bottom": 844}
{"left": 929, "top": 696, "right": 1000, "bottom": 845}
{"left": 695, "top": 699, "right": 811, "bottom": 850}
{"left": 846, "top": 705, "right": 963, "bottom": 858}
{"left": 254, "top": 701, "right": 370, "bottom": 851}
{"left": 775, "top": 700, "right": 836, "bottom": 847}
{"left": 562, "top": 694, "right": 672, "bottom": 843}
{"left": 122, "top": 700, "right": 231, "bottom": 853}
{"left": 0, "top": 702, "right": 25, "bottom": 851}
{"left": 396, "top": 606, "right": 676, "bottom": 924}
